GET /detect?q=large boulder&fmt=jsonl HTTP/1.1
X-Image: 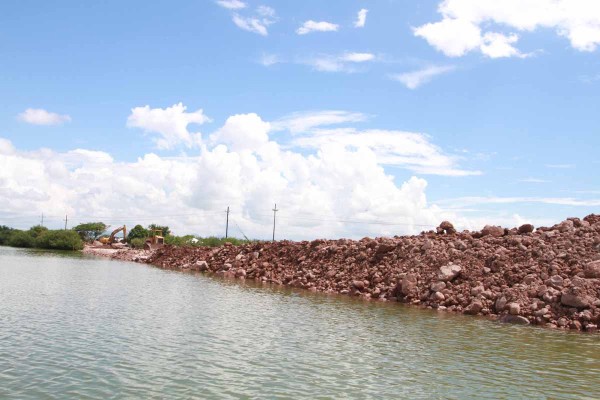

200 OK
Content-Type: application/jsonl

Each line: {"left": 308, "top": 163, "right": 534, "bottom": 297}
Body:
{"left": 517, "top": 224, "right": 534, "bottom": 234}
{"left": 437, "top": 264, "right": 462, "bottom": 282}
{"left": 560, "top": 291, "right": 591, "bottom": 309}
{"left": 195, "top": 260, "right": 209, "bottom": 271}
{"left": 481, "top": 225, "right": 504, "bottom": 237}
{"left": 401, "top": 274, "right": 418, "bottom": 296}
{"left": 584, "top": 261, "right": 600, "bottom": 278}
{"left": 438, "top": 221, "right": 456, "bottom": 234}
{"left": 556, "top": 220, "right": 574, "bottom": 233}
{"left": 500, "top": 315, "right": 530, "bottom": 325}
{"left": 464, "top": 300, "right": 483, "bottom": 315}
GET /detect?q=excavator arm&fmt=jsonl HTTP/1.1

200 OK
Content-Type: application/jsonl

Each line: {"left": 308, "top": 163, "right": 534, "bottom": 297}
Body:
{"left": 108, "top": 225, "right": 127, "bottom": 244}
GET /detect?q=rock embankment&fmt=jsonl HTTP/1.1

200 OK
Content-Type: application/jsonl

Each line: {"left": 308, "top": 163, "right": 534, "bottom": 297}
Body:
{"left": 141, "top": 215, "right": 598, "bottom": 332}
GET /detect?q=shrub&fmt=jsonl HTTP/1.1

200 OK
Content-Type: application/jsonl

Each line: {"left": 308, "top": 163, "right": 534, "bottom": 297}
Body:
{"left": 35, "top": 230, "right": 84, "bottom": 250}
{"left": 28, "top": 225, "right": 49, "bottom": 238}
{"left": 164, "top": 235, "right": 196, "bottom": 246}
{"left": 0, "top": 225, "right": 15, "bottom": 245}
{"left": 7, "top": 230, "right": 36, "bottom": 248}
{"left": 129, "top": 238, "right": 146, "bottom": 249}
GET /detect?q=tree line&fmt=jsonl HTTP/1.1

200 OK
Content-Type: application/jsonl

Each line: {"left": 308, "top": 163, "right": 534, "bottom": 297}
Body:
{"left": 0, "top": 221, "right": 252, "bottom": 251}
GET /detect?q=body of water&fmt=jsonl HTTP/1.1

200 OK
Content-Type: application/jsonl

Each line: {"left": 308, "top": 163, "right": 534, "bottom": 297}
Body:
{"left": 1, "top": 246, "right": 599, "bottom": 399}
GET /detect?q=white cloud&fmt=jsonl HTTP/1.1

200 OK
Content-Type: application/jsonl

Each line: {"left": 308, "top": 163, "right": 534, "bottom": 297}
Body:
{"left": 340, "top": 52, "right": 375, "bottom": 62}
{"left": 579, "top": 73, "right": 600, "bottom": 83}
{"left": 0, "top": 106, "right": 491, "bottom": 239}
{"left": 296, "top": 20, "right": 339, "bottom": 35}
{"left": 256, "top": 5, "right": 275, "bottom": 17}
{"left": 301, "top": 52, "right": 376, "bottom": 72}
{"left": 519, "top": 178, "right": 550, "bottom": 183}
{"left": 126, "top": 103, "right": 210, "bottom": 149}
{"left": 210, "top": 113, "right": 271, "bottom": 151}
{"left": 223, "top": 4, "right": 276, "bottom": 36}
{"left": 415, "top": 0, "right": 600, "bottom": 57}
{"left": 271, "top": 110, "right": 368, "bottom": 133}
{"left": 437, "top": 195, "right": 600, "bottom": 207}
{"left": 355, "top": 9, "right": 368, "bottom": 28}
{"left": 259, "top": 53, "right": 281, "bottom": 66}
{"left": 291, "top": 128, "right": 481, "bottom": 177}
{"left": 216, "top": 0, "right": 246, "bottom": 10}
{"left": 545, "top": 163, "right": 575, "bottom": 169}
{"left": 480, "top": 32, "right": 524, "bottom": 58}
{"left": 17, "top": 108, "right": 71, "bottom": 126}
{"left": 232, "top": 14, "right": 271, "bottom": 36}
{"left": 415, "top": 17, "right": 482, "bottom": 57}
{"left": 390, "top": 65, "right": 455, "bottom": 89}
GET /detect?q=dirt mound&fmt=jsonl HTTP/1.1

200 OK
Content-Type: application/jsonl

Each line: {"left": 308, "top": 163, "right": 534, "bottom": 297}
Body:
{"left": 145, "top": 214, "right": 600, "bottom": 332}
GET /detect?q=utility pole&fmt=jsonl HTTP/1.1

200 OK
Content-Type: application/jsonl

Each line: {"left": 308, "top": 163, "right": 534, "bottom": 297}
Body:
{"left": 225, "top": 206, "right": 230, "bottom": 238}
{"left": 40, "top": 213, "right": 44, "bottom": 227}
{"left": 272, "top": 203, "right": 278, "bottom": 242}
{"left": 64, "top": 214, "right": 68, "bottom": 230}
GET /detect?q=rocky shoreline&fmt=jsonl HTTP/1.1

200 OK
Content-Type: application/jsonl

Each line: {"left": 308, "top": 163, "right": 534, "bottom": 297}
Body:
{"left": 89, "top": 214, "right": 600, "bottom": 332}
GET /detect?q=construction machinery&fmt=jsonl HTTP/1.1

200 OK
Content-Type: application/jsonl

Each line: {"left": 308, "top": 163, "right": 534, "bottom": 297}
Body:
{"left": 144, "top": 229, "right": 164, "bottom": 250}
{"left": 99, "top": 225, "right": 127, "bottom": 246}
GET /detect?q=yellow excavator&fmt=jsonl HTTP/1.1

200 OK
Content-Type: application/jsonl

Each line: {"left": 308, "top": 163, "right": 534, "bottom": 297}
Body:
{"left": 99, "top": 225, "right": 127, "bottom": 246}
{"left": 144, "top": 229, "right": 164, "bottom": 250}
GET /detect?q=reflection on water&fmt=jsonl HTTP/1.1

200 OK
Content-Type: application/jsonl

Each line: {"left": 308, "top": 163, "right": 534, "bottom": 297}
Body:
{"left": 1, "top": 246, "right": 599, "bottom": 399}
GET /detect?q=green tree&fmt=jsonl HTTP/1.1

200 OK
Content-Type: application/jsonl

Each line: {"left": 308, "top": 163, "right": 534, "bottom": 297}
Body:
{"left": 28, "top": 225, "right": 49, "bottom": 238}
{"left": 127, "top": 225, "right": 149, "bottom": 243}
{"left": 7, "top": 230, "right": 36, "bottom": 248}
{"left": 72, "top": 222, "right": 108, "bottom": 242}
{"left": 148, "top": 224, "right": 170, "bottom": 237}
{"left": 0, "top": 225, "right": 15, "bottom": 245}
{"left": 35, "top": 230, "right": 84, "bottom": 250}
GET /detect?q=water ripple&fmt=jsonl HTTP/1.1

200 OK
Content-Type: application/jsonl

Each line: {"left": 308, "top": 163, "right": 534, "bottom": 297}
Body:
{"left": 1, "top": 247, "right": 599, "bottom": 399}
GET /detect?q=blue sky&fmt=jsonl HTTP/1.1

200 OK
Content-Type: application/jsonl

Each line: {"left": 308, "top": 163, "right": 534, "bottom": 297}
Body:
{"left": 1, "top": 0, "right": 599, "bottom": 238}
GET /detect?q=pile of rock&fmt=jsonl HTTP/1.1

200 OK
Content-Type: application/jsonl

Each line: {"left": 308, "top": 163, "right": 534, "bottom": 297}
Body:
{"left": 140, "top": 214, "right": 600, "bottom": 333}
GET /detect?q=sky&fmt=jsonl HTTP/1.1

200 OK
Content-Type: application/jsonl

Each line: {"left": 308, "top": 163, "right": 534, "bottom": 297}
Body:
{"left": 1, "top": 0, "right": 599, "bottom": 240}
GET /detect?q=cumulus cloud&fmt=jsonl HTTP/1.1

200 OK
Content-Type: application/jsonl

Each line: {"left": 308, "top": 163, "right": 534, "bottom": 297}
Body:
{"left": 126, "top": 103, "right": 210, "bottom": 149}
{"left": 414, "top": 0, "right": 600, "bottom": 57}
{"left": 17, "top": 108, "right": 71, "bottom": 126}
{"left": 355, "top": 9, "right": 368, "bottom": 28}
{"left": 390, "top": 65, "right": 455, "bottom": 89}
{"left": 216, "top": 0, "right": 246, "bottom": 10}
{"left": 210, "top": 113, "right": 271, "bottom": 151}
{"left": 291, "top": 128, "right": 481, "bottom": 177}
{"left": 0, "top": 106, "right": 492, "bottom": 239}
{"left": 297, "top": 20, "right": 339, "bottom": 35}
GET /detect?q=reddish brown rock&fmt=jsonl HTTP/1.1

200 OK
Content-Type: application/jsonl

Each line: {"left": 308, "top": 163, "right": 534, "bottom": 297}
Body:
{"left": 438, "top": 264, "right": 462, "bottom": 282}
{"left": 481, "top": 225, "right": 505, "bottom": 237}
{"left": 518, "top": 224, "right": 534, "bottom": 234}
{"left": 98, "top": 213, "right": 600, "bottom": 334}
{"left": 584, "top": 260, "right": 600, "bottom": 278}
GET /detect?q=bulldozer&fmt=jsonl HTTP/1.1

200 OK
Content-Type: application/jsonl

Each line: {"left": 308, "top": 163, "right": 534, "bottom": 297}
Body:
{"left": 99, "top": 225, "right": 127, "bottom": 246}
{"left": 144, "top": 229, "right": 164, "bottom": 250}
